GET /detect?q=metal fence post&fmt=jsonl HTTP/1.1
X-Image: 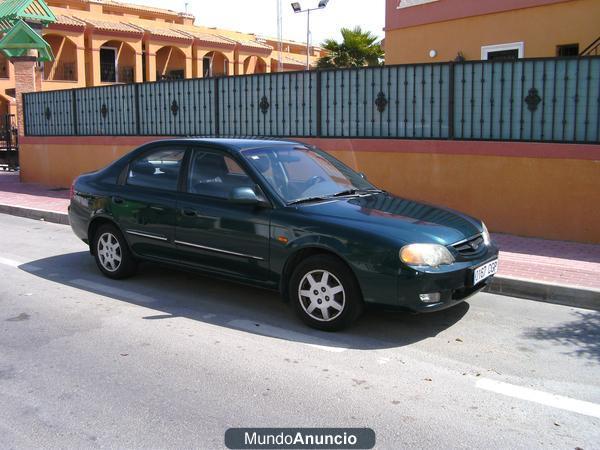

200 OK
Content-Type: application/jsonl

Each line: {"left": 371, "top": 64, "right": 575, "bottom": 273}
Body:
{"left": 316, "top": 70, "right": 322, "bottom": 137}
{"left": 22, "top": 93, "right": 28, "bottom": 136}
{"left": 214, "top": 77, "right": 220, "bottom": 136}
{"left": 71, "top": 90, "right": 78, "bottom": 136}
{"left": 134, "top": 83, "right": 141, "bottom": 135}
{"left": 448, "top": 62, "right": 455, "bottom": 139}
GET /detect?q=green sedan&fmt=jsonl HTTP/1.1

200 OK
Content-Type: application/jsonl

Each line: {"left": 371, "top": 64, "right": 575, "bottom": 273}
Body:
{"left": 69, "top": 138, "right": 499, "bottom": 330}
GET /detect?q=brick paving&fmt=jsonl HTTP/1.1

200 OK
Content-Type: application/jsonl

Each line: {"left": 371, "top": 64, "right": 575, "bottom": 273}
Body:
{"left": 1, "top": 170, "right": 599, "bottom": 290}
{"left": 0, "top": 170, "right": 69, "bottom": 213}
{"left": 492, "top": 234, "right": 600, "bottom": 289}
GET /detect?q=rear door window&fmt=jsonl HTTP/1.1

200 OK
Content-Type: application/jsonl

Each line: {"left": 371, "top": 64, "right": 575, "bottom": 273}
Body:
{"left": 126, "top": 147, "right": 185, "bottom": 192}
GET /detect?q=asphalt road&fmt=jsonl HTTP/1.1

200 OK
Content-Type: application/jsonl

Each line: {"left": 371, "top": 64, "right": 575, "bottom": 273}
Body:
{"left": 0, "top": 214, "right": 598, "bottom": 449}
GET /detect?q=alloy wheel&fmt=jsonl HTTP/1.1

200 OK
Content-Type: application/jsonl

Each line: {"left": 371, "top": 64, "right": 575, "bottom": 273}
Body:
{"left": 97, "top": 232, "right": 122, "bottom": 272}
{"left": 298, "top": 270, "right": 345, "bottom": 322}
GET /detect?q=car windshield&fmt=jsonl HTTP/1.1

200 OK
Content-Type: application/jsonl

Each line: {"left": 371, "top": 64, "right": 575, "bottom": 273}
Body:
{"left": 242, "top": 145, "right": 379, "bottom": 204}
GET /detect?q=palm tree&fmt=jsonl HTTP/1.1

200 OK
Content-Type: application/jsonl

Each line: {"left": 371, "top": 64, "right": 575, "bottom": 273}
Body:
{"left": 316, "top": 27, "right": 384, "bottom": 69}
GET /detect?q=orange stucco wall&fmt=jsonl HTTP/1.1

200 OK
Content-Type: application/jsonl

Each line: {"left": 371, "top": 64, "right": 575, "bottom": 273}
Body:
{"left": 18, "top": 137, "right": 600, "bottom": 244}
{"left": 385, "top": 0, "right": 600, "bottom": 64}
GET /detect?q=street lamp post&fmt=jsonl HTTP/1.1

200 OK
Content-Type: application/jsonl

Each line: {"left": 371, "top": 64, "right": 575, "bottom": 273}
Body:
{"left": 291, "top": 0, "right": 329, "bottom": 70}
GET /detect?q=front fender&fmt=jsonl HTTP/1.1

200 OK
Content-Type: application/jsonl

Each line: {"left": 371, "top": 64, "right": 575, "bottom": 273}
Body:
{"left": 270, "top": 218, "right": 401, "bottom": 307}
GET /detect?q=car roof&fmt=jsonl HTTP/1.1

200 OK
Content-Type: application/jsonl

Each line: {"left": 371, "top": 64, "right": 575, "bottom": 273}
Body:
{"left": 158, "top": 137, "right": 305, "bottom": 152}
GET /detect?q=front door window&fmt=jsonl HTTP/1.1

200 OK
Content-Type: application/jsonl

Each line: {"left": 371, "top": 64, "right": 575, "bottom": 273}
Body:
{"left": 187, "top": 151, "right": 256, "bottom": 199}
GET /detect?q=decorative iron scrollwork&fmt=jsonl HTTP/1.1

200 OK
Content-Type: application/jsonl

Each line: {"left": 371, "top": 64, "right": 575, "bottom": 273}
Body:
{"left": 170, "top": 100, "right": 179, "bottom": 116}
{"left": 44, "top": 106, "right": 51, "bottom": 121}
{"left": 525, "top": 88, "right": 541, "bottom": 112}
{"left": 100, "top": 104, "right": 108, "bottom": 119}
{"left": 259, "top": 96, "right": 270, "bottom": 114}
{"left": 375, "top": 91, "right": 388, "bottom": 113}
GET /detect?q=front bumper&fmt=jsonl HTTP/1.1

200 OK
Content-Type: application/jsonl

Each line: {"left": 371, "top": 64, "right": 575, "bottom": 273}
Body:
{"left": 396, "top": 245, "right": 499, "bottom": 312}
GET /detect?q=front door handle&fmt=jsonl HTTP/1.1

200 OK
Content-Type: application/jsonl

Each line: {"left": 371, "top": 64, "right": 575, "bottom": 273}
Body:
{"left": 112, "top": 196, "right": 124, "bottom": 204}
{"left": 182, "top": 208, "right": 198, "bottom": 217}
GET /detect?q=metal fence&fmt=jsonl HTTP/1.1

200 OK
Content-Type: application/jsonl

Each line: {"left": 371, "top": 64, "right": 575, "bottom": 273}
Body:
{"left": 218, "top": 71, "right": 317, "bottom": 137}
{"left": 23, "top": 56, "right": 600, "bottom": 144}
{"left": 453, "top": 58, "right": 599, "bottom": 142}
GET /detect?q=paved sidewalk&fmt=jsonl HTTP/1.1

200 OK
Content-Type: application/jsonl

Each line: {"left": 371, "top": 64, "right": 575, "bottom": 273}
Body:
{"left": 493, "top": 234, "right": 600, "bottom": 290}
{"left": 0, "top": 170, "right": 69, "bottom": 213}
{"left": 1, "top": 170, "right": 599, "bottom": 295}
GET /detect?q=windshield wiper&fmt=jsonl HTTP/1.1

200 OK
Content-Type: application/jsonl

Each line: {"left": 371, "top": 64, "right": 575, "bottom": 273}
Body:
{"left": 288, "top": 189, "right": 385, "bottom": 206}
{"left": 287, "top": 196, "right": 332, "bottom": 206}
{"left": 330, "top": 188, "right": 385, "bottom": 197}
{"left": 330, "top": 189, "right": 360, "bottom": 197}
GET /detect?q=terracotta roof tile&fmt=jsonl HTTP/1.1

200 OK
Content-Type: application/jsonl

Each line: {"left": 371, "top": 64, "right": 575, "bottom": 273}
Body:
{"left": 128, "top": 24, "right": 192, "bottom": 41}
{"left": 52, "top": 15, "right": 85, "bottom": 28}
{"left": 92, "top": 0, "right": 193, "bottom": 19}
{"left": 75, "top": 16, "right": 142, "bottom": 34}
{"left": 178, "top": 30, "right": 237, "bottom": 48}
{"left": 237, "top": 39, "right": 273, "bottom": 52}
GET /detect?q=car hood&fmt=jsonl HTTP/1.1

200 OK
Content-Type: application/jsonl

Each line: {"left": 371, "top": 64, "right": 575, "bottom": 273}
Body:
{"left": 296, "top": 192, "right": 482, "bottom": 246}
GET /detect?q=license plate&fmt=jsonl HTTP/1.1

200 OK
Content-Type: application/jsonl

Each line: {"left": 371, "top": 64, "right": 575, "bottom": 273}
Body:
{"left": 473, "top": 259, "right": 499, "bottom": 285}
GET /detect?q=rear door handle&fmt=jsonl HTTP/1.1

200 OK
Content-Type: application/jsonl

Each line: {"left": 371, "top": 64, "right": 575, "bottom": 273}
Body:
{"left": 112, "top": 196, "right": 124, "bottom": 204}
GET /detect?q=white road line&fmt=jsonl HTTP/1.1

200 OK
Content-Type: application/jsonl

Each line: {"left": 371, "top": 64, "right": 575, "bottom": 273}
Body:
{"left": 0, "top": 256, "right": 22, "bottom": 268}
{"left": 476, "top": 378, "right": 600, "bottom": 419}
{"left": 70, "top": 278, "right": 157, "bottom": 304}
{"left": 227, "top": 319, "right": 347, "bottom": 353}
{"left": 0, "top": 256, "right": 41, "bottom": 272}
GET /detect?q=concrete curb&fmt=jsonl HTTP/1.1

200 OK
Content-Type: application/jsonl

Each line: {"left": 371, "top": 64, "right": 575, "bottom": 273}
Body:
{"left": 485, "top": 276, "right": 600, "bottom": 311}
{"left": 0, "top": 204, "right": 598, "bottom": 311}
{"left": 0, "top": 203, "right": 69, "bottom": 226}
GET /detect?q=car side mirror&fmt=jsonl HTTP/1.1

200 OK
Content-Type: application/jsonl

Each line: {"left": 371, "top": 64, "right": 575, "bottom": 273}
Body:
{"left": 230, "top": 187, "right": 270, "bottom": 207}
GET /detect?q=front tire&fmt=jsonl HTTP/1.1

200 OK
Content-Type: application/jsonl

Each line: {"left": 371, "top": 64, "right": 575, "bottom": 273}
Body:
{"left": 92, "top": 224, "right": 137, "bottom": 279}
{"left": 289, "top": 254, "right": 363, "bottom": 331}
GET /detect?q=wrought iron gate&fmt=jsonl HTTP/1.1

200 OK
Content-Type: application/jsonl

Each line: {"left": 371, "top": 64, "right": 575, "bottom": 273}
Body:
{"left": 0, "top": 114, "right": 18, "bottom": 171}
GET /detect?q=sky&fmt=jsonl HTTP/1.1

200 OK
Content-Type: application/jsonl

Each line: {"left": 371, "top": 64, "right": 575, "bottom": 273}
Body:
{"left": 122, "top": 0, "right": 386, "bottom": 46}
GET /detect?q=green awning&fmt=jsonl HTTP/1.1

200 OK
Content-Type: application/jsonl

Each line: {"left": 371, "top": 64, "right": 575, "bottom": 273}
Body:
{"left": 0, "top": 19, "right": 53, "bottom": 61}
{"left": 0, "top": 0, "right": 56, "bottom": 32}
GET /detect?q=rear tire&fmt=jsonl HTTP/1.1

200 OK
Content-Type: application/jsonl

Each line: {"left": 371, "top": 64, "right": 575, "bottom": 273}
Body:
{"left": 92, "top": 224, "right": 137, "bottom": 279}
{"left": 289, "top": 254, "right": 363, "bottom": 331}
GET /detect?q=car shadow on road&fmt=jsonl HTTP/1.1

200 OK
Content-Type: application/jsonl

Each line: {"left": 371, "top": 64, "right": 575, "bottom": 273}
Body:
{"left": 19, "top": 251, "right": 470, "bottom": 351}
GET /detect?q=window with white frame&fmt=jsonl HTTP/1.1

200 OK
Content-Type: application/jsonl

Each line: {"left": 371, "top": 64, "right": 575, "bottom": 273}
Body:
{"left": 481, "top": 42, "right": 524, "bottom": 61}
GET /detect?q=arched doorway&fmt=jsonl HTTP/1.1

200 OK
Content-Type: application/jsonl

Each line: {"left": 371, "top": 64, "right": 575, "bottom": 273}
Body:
{"left": 43, "top": 34, "right": 78, "bottom": 81}
{"left": 202, "top": 51, "right": 229, "bottom": 77}
{"left": 156, "top": 46, "right": 186, "bottom": 80}
{"left": 100, "top": 40, "right": 136, "bottom": 83}
{"left": 243, "top": 55, "right": 267, "bottom": 74}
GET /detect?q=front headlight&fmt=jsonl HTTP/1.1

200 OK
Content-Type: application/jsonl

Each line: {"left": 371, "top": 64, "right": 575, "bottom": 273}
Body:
{"left": 481, "top": 222, "right": 491, "bottom": 246}
{"left": 400, "top": 244, "right": 455, "bottom": 268}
